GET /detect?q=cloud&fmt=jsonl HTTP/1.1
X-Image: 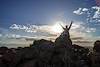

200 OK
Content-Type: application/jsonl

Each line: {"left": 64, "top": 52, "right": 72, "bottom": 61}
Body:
{"left": 10, "top": 24, "right": 37, "bottom": 33}
{"left": 73, "top": 8, "right": 87, "bottom": 15}
{"left": 70, "top": 21, "right": 96, "bottom": 34}
{"left": 71, "top": 37, "right": 83, "bottom": 40}
{"left": 9, "top": 24, "right": 58, "bottom": 41}
{"left": 0, "top": 38, "right": 33, "bottom": 48}
{"left": 5, "top": 34, "right": 21, "bottom": 38}
{"left": 73, "top": 40, "right": 92, "bottom": 43}
{"left": 10, "top": 24, "right": 54, "bottom": 33}
{"left": 92, "top": 6, "right": 100, "bottom": 19}
{"left": 73, "top": 8, "right": 88, "bottom": 15}
{"left": 73, "top": 6, "right": 100, "bottom": 23}
{"left": 9, "top": 22, "right": 97, "bottom": 36}
{"left": 0, "top": 19, "right": 98, "bottom": 47}
{"left": 73, "top": 39, "right": 94, "bottom": 46}
{"left": 85, "top": 28, "right": 96, "bottom": 33}
{"left": 71, "top": 23, "right": 82, "bottom": 29}
{"left": 82, "top": 8, "right": 88, "bottom": 12}
{"left": 69, "top": 21, "right": 97, "bottom": 45}
{"left": 73, "top": 8, "right": 83, "bottom": 15}
{"left": 7, "top": 21, "right": 98, "bottom": 47}
{"left": 70, "top": 30, "right": 91, "bottom": 41}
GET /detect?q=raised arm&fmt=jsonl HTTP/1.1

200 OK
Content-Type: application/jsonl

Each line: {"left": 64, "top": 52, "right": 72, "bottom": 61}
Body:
{"left": 60, "top": 24, "right": 66, "bottom": 30}
{"left": 68, "top": 21, "right": 73, "bottom": 30}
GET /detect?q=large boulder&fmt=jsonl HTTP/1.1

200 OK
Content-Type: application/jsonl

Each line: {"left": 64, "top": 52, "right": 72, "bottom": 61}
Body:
{"left": 93, "top": 40, "right": 100, "bottom": 52}
{"left": 90, "top": 40, "right": 100, "bottom": 67}
{"left": 33, "top": 39, "right": 54, "bottom": 48}
{"left": 71, "top": 44, "right": 90, "bottom": 67}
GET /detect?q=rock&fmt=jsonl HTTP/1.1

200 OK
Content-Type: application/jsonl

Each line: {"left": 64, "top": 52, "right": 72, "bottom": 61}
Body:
{"left": 90, "top": 40, "right": 100, "bottom": 67}
{"left": 93, "top": 40, "right": 100, "bottom": 52}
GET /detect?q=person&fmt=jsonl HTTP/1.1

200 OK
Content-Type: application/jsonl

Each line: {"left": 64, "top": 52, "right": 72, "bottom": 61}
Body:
{"left": 61, "top": 21, "right": 73, "bottom": 31}
{"left": 55, "top": 21, "right": 73, "bottom": 48}
{"left": 60, "top": 21, "right": 73, "bottom": 38}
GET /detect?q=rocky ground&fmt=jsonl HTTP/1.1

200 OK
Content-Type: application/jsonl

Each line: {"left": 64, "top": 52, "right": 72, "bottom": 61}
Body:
{"left": 0, "top": 39, "right": 100, "bottom": 67}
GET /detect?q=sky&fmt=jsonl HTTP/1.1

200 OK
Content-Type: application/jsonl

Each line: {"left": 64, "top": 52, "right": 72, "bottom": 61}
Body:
{"left": 0, "top": 0, "right": 100, "bottom": 47}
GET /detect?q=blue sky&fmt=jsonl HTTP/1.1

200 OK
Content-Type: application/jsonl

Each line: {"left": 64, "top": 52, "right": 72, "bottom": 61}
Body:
{"left": 0, "top": 0, "right": 100, "bottom": 47}
{"left": 0, "top": 0, "right": 96, "bottom": 27}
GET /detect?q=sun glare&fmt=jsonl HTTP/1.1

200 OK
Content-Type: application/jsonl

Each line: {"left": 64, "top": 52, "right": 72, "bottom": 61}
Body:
{"left": 51, "top": 21, "right": 64, "bottom": 34}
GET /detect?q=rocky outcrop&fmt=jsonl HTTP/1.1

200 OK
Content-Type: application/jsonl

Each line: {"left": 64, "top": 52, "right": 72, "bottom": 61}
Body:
{"left": 0, "top": 39, "right": 91, "bottom": 67}
{"left": 93, "top": 40, "right": 100, "bottom": 52}
{"left": 90, "top": 40, "right": 100, "bottom": 67}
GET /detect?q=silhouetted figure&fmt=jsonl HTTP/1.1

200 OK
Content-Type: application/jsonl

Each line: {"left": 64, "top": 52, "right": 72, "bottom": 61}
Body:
{"left": 60, "top": 21, "right": 73, "bottom": 38}
{"left": 55, "top": 21, "right": 73, "bottom": 48}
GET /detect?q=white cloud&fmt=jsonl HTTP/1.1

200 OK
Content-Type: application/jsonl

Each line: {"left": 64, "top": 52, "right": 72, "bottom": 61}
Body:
{"left": 68, "top": 21, "right": 97, "bottom": 44}
{"left": 71, "top": 23, "right": 83, "bottom": 29}
{"left": 73, "top": 8, "right": 88, "bottom": 15}
{"left": 92, "top": 6, "right": 100, "bottom": 18}
{"left": 10, "top": 24, "right": 21, "bottom": 30}
{"left": 86, "top": 28, "right": 96, "bottom": 33}
{"left": 73, "top": 6, "right": 100, "bottom": 23}
{"left": 70, "top": 22, "right": 96, "bottom": 33}
{"left": 73, "top": 8, "right": 83, "bottom": 15}
{"left": 82, "top": 8, "right": 88, "bottom": 12}
{"left": 10, "top": 24, "right": 37, "bottom": 33}
{"left": 70, "top": 23, "right": 89, "bottom": 38}
{"left": 9, "top": 24, "right": 57, "bottom": 39}
{"left": 8, "top": 21, "right": 98, "bottom": 46}
{"left": 98, "top": 20, "right": 100, "bottom": 22}
{"left": 0, "top": 21, "right": 98, "bottom": 47}
{"left": 10, "top": 24, "right": 47, "bottom": 33}
{"left": 9, "top": 22, "right": 97, "bottom": 36}
{"left": 5, "top": 34, "right": 21, "bottom": 38}
{"left": 9, "top": 24, "right": 63, "bottom": 36}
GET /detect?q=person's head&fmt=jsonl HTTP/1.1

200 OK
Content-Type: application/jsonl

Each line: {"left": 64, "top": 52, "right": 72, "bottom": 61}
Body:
{"left": 66, "top": 25, "right": 68, "bottom": 28}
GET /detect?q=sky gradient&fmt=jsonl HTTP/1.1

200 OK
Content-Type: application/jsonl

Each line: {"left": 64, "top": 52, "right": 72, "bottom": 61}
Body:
{"left": 0, "top": 0, "right": 100, "bottom": 47}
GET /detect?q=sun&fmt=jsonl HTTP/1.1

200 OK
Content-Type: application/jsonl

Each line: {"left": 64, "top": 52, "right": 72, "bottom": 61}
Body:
{"left": 51, "top": 21, "right": 64, "bottom": 34}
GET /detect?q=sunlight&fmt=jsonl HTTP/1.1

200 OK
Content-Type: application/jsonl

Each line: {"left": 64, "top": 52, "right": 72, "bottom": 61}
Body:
{"left": 51, "top": 21, "right": 64, "bottom": 34}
